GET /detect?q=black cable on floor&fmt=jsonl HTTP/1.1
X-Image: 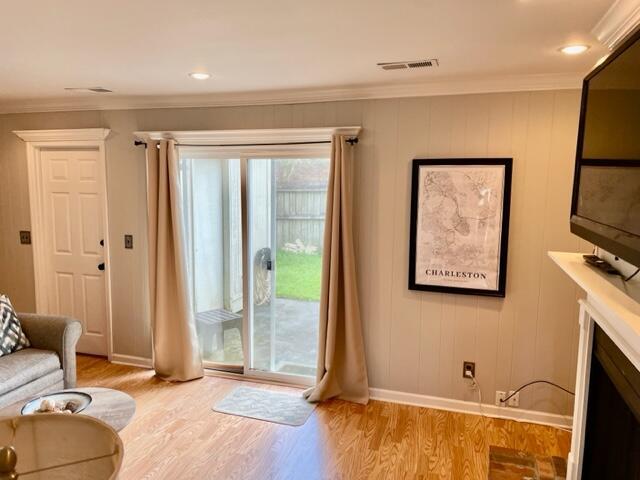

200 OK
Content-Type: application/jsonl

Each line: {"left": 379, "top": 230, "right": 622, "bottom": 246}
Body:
{"left": 500, "top": 380, "right": 575, "bottom": 404}
{"left": 623, "top": 268, "right": 639, "bottom": 282}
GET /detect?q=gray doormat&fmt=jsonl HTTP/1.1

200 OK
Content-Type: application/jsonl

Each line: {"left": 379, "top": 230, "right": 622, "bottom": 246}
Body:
{"left": 212, "top": 386, "right": 315, "bottom": 426}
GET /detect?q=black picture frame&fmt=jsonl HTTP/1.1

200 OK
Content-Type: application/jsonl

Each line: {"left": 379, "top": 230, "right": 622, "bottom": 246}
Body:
{"left": 408, "top": 158, "right": 513, "bottom": 297}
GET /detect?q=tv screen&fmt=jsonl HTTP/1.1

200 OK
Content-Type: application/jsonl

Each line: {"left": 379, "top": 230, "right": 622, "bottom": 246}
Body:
{"left": 571, "top": 29, "right": 640, "bottom": 267}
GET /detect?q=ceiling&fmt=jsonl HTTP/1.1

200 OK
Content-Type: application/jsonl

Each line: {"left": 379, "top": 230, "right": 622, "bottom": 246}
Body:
{"left": 0, "top": 0, "right": 617, "bottom": 111}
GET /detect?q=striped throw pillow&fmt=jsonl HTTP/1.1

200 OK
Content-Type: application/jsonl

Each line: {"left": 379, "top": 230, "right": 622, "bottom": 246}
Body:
{"left": 0, "top": 295, "right": 31, "bottom": 356}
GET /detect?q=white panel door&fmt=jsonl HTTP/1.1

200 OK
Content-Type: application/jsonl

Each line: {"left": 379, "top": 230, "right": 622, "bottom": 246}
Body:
{"left": 40, "top": 149, "right": 108, "bottom": 355}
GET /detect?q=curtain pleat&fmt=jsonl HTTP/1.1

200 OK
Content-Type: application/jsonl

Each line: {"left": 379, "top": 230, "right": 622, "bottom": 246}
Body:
{"left": 146, "top": 140, "right": 203, "bottom": 382}
{"left": 304, "top": 135, "right": 369, "bottom": 404}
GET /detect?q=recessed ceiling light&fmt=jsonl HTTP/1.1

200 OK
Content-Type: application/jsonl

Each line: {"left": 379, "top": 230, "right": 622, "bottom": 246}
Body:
{"left": 188, "top": 72, "right": 211, "bottom": 80}
{"left": 559, "top": 45, "right": 590, "bottom": 55}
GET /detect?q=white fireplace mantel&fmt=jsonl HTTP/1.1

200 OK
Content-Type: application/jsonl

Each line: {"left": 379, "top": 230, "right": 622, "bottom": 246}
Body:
{"left": 550, "top": 251, "right": 640, "bottom": 371}
{"left": 549, "top": 251, "right": 640, "bottom": 479}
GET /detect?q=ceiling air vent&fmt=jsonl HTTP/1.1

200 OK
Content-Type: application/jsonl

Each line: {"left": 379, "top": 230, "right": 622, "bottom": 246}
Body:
{"left": 377, "top": 59, "right": 439, "bottom": 71}
{"left": 64, "top": 87, "right": 113, "bottom": 93}
{"left": 381, "top": 63, "right": 409, "bottom": 71}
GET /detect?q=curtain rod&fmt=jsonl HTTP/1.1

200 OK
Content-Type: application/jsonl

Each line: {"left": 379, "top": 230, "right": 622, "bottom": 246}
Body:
{"left": 134, "top": 137, "right": 358, "bottom": 148}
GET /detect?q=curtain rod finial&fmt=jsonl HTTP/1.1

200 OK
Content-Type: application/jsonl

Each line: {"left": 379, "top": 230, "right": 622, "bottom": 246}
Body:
{"left": 134, "top": 140, "right": 147, "bottom": 148}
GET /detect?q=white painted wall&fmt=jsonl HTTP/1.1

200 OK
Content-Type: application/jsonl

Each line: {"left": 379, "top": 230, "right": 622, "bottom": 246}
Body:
{"left": 0, "top": 91, "right": 590, "bottom": 415}
{"left": 190, "top": 159, "right": 224, "bottom": 312}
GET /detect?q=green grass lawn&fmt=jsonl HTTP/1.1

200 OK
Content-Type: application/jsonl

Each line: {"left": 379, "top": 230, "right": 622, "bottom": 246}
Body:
{"left": 275, "top": 250, "right": 322, "bottom": 301}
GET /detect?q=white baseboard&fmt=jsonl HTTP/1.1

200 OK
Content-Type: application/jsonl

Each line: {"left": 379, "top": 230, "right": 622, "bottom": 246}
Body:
{"left": 369, "top": 388, "right": 573, "bottom": 429}
{"left": 110, "top": 354, "right": 153, "bottom": 369}
{"left": 103, "top": 358, "right": 572, "bottom": 428}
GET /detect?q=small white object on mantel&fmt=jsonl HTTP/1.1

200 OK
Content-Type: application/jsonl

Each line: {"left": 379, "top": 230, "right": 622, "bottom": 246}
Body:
{"left": 549, "top": 251, "right": 640, "bottom": 480}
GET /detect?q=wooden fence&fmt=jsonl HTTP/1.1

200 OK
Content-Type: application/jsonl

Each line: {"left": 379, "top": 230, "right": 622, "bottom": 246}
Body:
{"left": 276, "top": 189, "right": 326, "bottom": 250}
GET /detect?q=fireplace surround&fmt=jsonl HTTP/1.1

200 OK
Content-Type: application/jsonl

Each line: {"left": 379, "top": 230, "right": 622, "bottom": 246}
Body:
{"left": 549, "top": 251, "right": 640, "bottom": 479}
{"left": 582, "top": 324, "right": 640, "bottom": 479}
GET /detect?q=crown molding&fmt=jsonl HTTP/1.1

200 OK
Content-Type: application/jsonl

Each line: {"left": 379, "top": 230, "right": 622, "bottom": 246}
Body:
{"left": 0, "top": 73, "right": 583, "bottom": 115}
{"left": 592, "top": 0, "right": 640, "bottom": 50}
{"left": 13, "top": 128, "right": 111, "bottom": 142}
{"left": 134, "top": 126, "right": 361, "bottom": 145}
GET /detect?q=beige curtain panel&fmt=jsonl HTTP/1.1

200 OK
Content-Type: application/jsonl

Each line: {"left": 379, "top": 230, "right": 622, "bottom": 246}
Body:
{"left": 304, "top": 135, "right": 369, "bottom": 404}
{"left": 146, "top": 140, "right": 204, "bottom": 382}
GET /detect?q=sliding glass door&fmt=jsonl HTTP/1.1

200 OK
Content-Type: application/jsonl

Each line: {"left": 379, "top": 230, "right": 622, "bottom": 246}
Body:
{"left": 179, "top": 154, "right": 244, "bottom": 371}
{"left": 246, "top": 157, "right": 329, "bottom": 381}
{"left": 178, "top": 148, "right": 330, "bottom": 383}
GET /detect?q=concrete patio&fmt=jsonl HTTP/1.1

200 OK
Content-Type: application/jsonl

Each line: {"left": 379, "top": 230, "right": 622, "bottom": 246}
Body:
{"left": 196, "top": 298, "right": 319, "bottom": 377}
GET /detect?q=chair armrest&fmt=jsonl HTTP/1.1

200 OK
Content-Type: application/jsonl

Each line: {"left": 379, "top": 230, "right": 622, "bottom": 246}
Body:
{"left": 17, "top": 313, "right": 82, "bottom": 388}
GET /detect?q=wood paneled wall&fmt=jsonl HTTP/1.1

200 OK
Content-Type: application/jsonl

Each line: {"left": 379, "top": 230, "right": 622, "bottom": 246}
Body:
{"left": 0, "top": 90, "right": 588, "bottom": 415}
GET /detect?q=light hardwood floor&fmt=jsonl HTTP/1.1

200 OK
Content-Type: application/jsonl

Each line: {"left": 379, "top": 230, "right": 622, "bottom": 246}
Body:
{"left": 77, "top": 355, "right": 570, "bottom": 480}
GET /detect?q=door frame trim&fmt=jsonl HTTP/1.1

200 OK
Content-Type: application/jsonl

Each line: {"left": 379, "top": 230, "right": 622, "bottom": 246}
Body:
{"left": 13, "top": 128, "right": 114, "bottom": 360}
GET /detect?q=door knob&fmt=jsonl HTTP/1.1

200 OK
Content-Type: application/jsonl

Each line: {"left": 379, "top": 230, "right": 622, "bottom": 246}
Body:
{"left": 98, "top": 263, "right": 105, "bottom": 271}
{"left": 99, "top": 239, "right": 104, "bottom": 247}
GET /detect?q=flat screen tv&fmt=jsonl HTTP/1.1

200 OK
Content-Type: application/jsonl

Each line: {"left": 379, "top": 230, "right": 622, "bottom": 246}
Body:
{"left": 571, "top": 28, "right": 640, "bottom": 267}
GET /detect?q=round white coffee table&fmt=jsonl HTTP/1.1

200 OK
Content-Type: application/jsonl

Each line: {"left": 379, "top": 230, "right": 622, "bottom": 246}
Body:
{"left": 0, "top": 387, "right": 136, "bottom": 432}
{"left": 70, "top": 387, "right": 136, "bottom": 432}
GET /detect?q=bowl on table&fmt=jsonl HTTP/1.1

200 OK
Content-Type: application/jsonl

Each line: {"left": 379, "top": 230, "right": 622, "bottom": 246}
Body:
{"left": 21, "top": 391, "right": 92, "bottom": 415}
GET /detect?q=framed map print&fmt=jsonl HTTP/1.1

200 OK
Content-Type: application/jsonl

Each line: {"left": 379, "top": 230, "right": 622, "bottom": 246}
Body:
{"left": 408, "top": 158, "right": 512, "bottom": 297}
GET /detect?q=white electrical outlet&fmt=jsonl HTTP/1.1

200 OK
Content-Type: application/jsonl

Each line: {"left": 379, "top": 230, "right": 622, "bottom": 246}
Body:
{"left": 507, "top": 390, "right": 520, "bottom": 407}
{"left": 495, "top": 391, "right": 506, "bottom": 406}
